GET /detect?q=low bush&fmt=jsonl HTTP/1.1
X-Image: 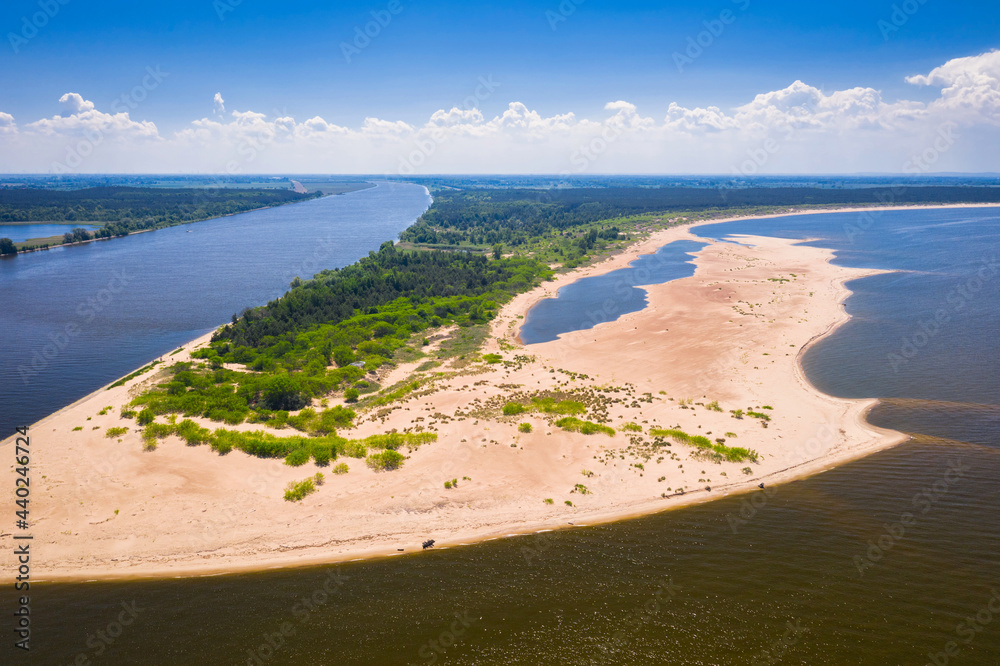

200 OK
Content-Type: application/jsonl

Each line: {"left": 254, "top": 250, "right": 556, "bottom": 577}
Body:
{"left": 555, "top": 417, "right": 615, "bottom": 436}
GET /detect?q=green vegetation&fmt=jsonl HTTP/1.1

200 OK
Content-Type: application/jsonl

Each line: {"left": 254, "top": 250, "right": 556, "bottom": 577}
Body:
{"left": 108, "top": 361, "right": 161, "bottom": 389}
{"left": 366, "top": 450, "right": 405, "bottom": 471}
{"left": 543, "top": 498, "right": 554, "bottom": 505}
{"left": 518, "top": 422, "right": 532, "bottom": 433}
{"left": 482, "top": 353, "right": 502, "bottom": 364}
{"left": 554, "top": 417, "right": 615, "bottom": 436}
{"left": 333, "top": 462, "right": 349, "bottom": 475}
{"left": 747, "top": 411, "right": 771, "bottom": 422}
{"left": 444, "top": 478, "right": 458, "bottom": 489}
{"left": 650, "top": 428, "right": 758, "bottom": 463}
{"left": 105, "top": 426, "right": 128, "bottom": 439}
{"left": 97, "top": 405, "right": 113, "bottom": 416}
{"left": 72, "top": 426, "right": 83, "bottom": 431}
{"left": 1, "top": 187, "right": 319, "bottom": 251}
{"left": 620, "top": 422, "right": 643, "bottom": 432}
{"left": 284, "top": 473, "right": 324, "bottom": 502}
{"left": 706, "top": 400, "right": 723, "bottom": 412}
{"left": 503, "top": 402, "right": 529, "bottom": 416}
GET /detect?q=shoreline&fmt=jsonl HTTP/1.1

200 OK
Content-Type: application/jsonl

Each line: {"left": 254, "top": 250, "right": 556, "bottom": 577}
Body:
{"left": 3, "top": 188, "right": 339, "bottom": 255}
{"left": 4, "top": 202, "right": 988, "bottom": 583}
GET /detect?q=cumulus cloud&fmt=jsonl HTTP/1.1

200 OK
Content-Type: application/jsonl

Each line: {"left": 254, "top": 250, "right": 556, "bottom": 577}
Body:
{"left": 4, "top": 51, "right": 1000, "bottom": 173}
{"left": 0, "top": 112, "right": 16, "bottom": 135}
{"left": 906, "top": 50, "right": 1000, "bottom": 124}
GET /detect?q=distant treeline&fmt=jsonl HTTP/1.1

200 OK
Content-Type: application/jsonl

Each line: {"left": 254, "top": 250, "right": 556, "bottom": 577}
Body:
{"left": 0, "top": 186, "right": 319, "bottom": 248}
{"left": 402, "top": 186, "right": 1000, "bottom": 246}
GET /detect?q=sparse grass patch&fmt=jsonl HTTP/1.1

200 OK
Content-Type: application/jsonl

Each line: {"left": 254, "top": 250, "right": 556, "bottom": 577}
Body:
{"left": 284, "top": 473, "right": 324, "bottom": 501}
{"left": 650, "top": 428, "right": 758, "bottom": 463}
{"left": 620, "top": 422, "right": 643, "bottom": 432}
{"left": 706, "top": 400, "right": 723, "bottom": 412}
{"left": 555, "top": 417, "right": 615, "bottom": 436}
{"left": 333, "top": 462, "right": 349, "bottom": 474}
{"left": 105, "top": 426, "right": 128, "bottom": 439}
{"left": 518, "top": 422, "right": 532, "bottom": 433}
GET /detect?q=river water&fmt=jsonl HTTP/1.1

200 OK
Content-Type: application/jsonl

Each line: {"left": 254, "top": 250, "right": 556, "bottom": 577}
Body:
{"left": 4, "top": 205, "right": 999, "bottom": 665}
{"left": 0, "top": 181, "right": 432, "bottom": 439}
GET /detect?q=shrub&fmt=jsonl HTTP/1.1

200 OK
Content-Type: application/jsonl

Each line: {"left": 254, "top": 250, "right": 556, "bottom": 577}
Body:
{"left": 72, "top": 426, "right": 83, "bottom": 431}
{"left": 730, "top": 409, "right": 744, "bottom": 419}
{"left": 518, "top": 422, "right": 532, "bottom": 433}
{"left": 315, "top": 406, "right": 356, "bottom": 433}
{"left": 555, "top": 417, "right": 615, "bottom": 436}
{"left": 105, "top": 426, "right": 128, "bottom": 439}
{"left": 650, "top": 427, "right": 758, "bottom": 463}
{"left": 482, "top": 353, "right": 502, "bottom": 364}
{"left": 366, "top": 450, "right": 405, "bottom": 471}
{"left": 533, "top": 398, "right": 585, "bottom": 415}
{"left": 312, "top": 445, "right": 332, "bottom": 467}
{"left": 333, "top": 462, "right": 349, "bottom": 474}
{"left": 706, "top": 400, "right": 723, "bottom": 412}
{"left": 344, "top": 388, "right": 360, "bottom": 403}
{"left": 175, "top": 419, "right": 211, "bottom": 446}
{"left": 284, "top": 477, "right": 318, "bottom": 502}
{"left": 136, "top": 409, "right": 155, "bottom": 426}
{"left": 543, "top": 498, "right": 554, "bottom": 504}
{"left": 502, "top": 402, "right": 527, "bottom": 416}
{"left": 284, "top": 447, "right": 312, "bottom": 467}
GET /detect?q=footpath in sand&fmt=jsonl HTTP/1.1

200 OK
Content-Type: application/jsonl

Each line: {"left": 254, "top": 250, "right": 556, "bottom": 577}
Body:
{"left": 3, "top": 214, "right": 910, "bottom": 581}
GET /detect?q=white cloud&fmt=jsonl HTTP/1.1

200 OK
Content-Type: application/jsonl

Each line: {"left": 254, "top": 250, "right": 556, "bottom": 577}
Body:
{"left": 906, "top": 50, "right": 1000, "bottom": 124}
{"left": 0, "top": 112, "right": 16, "bottom": 135}
{"left": 3, "top": 51, "right": 1000, "bottom": 173}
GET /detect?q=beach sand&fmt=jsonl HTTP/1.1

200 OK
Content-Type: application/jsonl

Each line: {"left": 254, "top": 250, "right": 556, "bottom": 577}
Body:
{"left": 8, "top": 204, "right": 982, "bottom": 582}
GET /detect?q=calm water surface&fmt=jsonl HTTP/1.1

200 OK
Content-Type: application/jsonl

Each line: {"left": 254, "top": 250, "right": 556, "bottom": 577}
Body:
{"left": 2, "top": 206, "right": 998, "bottom": 665}
{"left": 0, "top": 223, "right": 101, "bottom": 243}
{"left": 519, "top": 240, "right": 707, "bottom": 344}
{"left": 0, "top": 182, "right": 431, "bottom": 438}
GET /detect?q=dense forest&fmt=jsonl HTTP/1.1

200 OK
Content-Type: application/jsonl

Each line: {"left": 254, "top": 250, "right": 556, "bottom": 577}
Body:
{"left": 0, "top": 186, "right": 319, "bottom": 249}
{"left": 402, "top": 186, "right": 1000, "bottom": 247}
{"left": 134, "top": 241, "right": 549, "bottom": 430}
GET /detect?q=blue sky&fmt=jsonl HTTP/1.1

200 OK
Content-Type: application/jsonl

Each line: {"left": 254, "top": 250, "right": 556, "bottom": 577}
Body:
{"left": 1, "top": 0, "right": 998, "bottom": 173}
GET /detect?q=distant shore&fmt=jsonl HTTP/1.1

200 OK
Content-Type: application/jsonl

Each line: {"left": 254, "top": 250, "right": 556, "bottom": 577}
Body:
{"left": 4, "top": 202, "right": 994, "bottom": 582}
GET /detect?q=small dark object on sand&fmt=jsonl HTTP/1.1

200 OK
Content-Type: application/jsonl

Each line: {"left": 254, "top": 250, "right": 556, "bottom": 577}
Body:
{"left": 397, "top": 548, "right": 404, "bottom": 551}
{"left": 758, "top": 483, "right": 765, "bottom": 489}
{"left": 422, "top": 539, "right": 435, "bottom": 549}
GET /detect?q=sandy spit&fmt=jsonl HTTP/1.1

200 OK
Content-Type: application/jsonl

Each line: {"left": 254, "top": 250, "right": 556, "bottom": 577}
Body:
{"left": 5, "top": 204, "right": 987, "bottom": 582}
